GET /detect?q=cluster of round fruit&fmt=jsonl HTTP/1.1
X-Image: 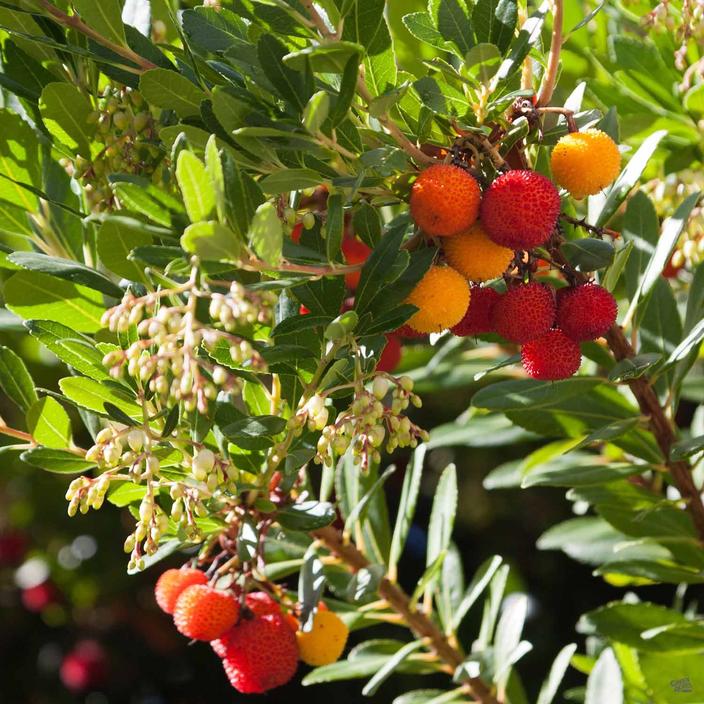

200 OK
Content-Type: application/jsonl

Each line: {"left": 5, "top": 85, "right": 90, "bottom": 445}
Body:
{"left": 60, "top": 84, "right": 160, "bottom": 211}
{"left": 154, "top": 567, "right": 349, "bottom": 694}
{"left": 402, "top": 128, "right": 621, "bottom": 380}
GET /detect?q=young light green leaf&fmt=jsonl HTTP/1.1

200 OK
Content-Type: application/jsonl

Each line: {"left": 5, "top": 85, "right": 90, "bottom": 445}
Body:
{"left": 59, "top": 377, "right": 141, "bottom": 419}
{"left": 5, "top": 271, "right": 105, "bottom": 333}
{"left": 0, "top": 345, "right": 37, "bottom": 411}
{"left": 248, "top": 202, "right": 283, "bottom": 267}
{"left": 536, "top": 644, "right": 578, "bottom": 704}
{"left": 493, "top": 594, "right": 528, "bottom": 686}
{"left": 389, "top": 444, "right": 426, "bottom": 577}
{"left": 139, "top": 68, "right": 206, "bottom": 119}
{"left": 425, "top": 464, "right": 457, "bottom": 598}
{"left": 181, "top": 221, "right": 241, "bottom": 262}
{"left": 176, "top": 151, "right": 216, "bottom": 223}
{"left": 343, "top": 466, "right": 395, "bottom": 538}
{"left": 452, "top": 555, "right": 504, "bottom": 629}
{"left": 39, "top": 83, "right": 95, "bottom": 155}
{"left": 362, "top": 640, "right": 426, "bottom": 696}
{"left": 73, "top": 0, "right": 126, "bottom": 47}
{"left": 26, "top": 396, "right": 71, "bottom": 448}
{"left": 585, "top": 648, "right": 623, "bottom": 704}
{"left": 476, "top": 564, "right": 510, "bottom": 649}
{"left": 97, "top": 218, "right": 153, "bottom": 282}
{"left": 303, "top": 90, "right": 331, "bottom": 134}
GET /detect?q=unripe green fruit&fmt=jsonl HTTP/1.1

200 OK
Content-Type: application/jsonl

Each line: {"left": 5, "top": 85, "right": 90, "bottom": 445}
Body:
{"left": 302, "top": 211, "right": 316, "bottom": 229}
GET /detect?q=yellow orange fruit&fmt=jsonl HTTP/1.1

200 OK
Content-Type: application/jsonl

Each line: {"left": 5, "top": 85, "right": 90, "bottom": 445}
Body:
{"left": 405, "top": 266, "right": 470, "bottom": 333}
{"left": 296, "top": 610, "right": 349, "bottom": 667}
{"left": 443, "top": 223, "right": 514, "bottom": 281}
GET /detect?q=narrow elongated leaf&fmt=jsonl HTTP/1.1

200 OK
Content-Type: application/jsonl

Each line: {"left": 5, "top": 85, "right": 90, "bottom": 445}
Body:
{"left": 494, "top": 594, "right": 528, "bottom": 686}
{"left": 425, "top": 465, "right": 457, "bottom": 599}
{"left": 139, "top": 69, "right": 206, "bottom": 119}
{"left": 26, "top": 397, "right": 70, "bottom": 448}
{"left": 21, "top": 447, "right": 94, "bottom": 474}
{"left": 59, "top": 377, "right": 141, "bottom": 418}
{"left": 0, "top": 345, "right": 36, "bottom": 411}
{"left": 362, "top": 640, "right": 425, "bottom": 696}
{"left": 452, "top": 555, "right": 504, "bottom": 629}
{"left": 176, "top": 151, "right": 216, "bottom": 223}
{"left": 585, "top": 648, "right": 623, "bottom": 704}
{"left": 537, "top": 644, "right": 578, "bottom": 704}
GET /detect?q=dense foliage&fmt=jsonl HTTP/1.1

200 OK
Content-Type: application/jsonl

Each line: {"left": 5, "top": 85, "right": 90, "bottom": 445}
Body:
{"left": 0, "top": 0, "right": 703, "bottom": 702}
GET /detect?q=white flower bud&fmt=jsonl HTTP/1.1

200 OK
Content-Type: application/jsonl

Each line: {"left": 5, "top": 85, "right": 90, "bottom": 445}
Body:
{"left": 127, "top": 429, "right": 145, "bottom": 452}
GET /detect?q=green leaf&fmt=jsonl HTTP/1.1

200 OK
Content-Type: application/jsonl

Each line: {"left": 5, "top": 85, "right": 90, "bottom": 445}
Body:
{"left": 259, "top": 169, "right": 325, "bottom": 195}
{"left": 257, "top": 34, "right": 309, "bottom": 113}
{"left": 452, "top": 555, "right": 504, "bottom": 629}
{"left": 428, "top": 0, "right": 473, "bottom": 56}
{"left": 426, "top": 464, "right": 457, "bottom": 595}
{"left": 343, "top": 466, "right": 395, "bottom": 536}
{"left": 473, "top": 0, "right": 518, "bottom": 53}
{"left": 355, "top": 226, "right": 405, "bottom": 314}
{"left": 176, "top": 150, "right": 216, "bottom": 223}
{"left": 362, "top": 640, "right": 425, "bottom": 696}
{"left": 608, "top": 353, "right": 662, "bottom": 382}
{"left": 303, "top": 91, "right": 331, "bottom": 135}
{"left": 25, "top": 320, "right": 108, "bottom": 380}
{"left": 592, "top": 130, "right": 667, "bottom": 227}
{"left": 181, "top": 221, "right": 241, "bottom": 262}
{"left": 221, "top": 414, "right": 286, "bottom": 450}
{"left": 107, "top": 482, "right": 147, "bottom": 507}
{"left": 352, "top": 202, "right": 382, "bottom": 248}
{"left": 0, "top": 345, "right": 36, "bottom": 412}
{"left": 671, "top": 434, "right": 704, "bottom": 461}
{"left": 222, "top": 153, "right": 265, "bottom": 238}
{"left": 26, "top": 397, "right": 70, "bottom": 449}
{"left": 21, "top": 447, "right": 94, "bottom": 474}
{"left": 561, "top": 238, "right": 615, "bottom": 271}
{"left": 59, "top": 377, "right": 141, "bottom": 419}
{"left": 113, "top": 182, "right": 174, "bottom": 227}
{"left": 602, "top": 241, "right": 634, "bottom": 292}
{"left": 585, "top": 648, "right": 623, "bottom": 704}
{"left": 493, "top": 0, "right": 548, "bottom": 83}
{"left": 127, "top": 538, "right": 183, "bottom": 575}
{"left": 402, "top": 13, "right": 448, "bottom": 50}
{"left": 476, "top": 564, "right": 510, "bottom": 649}
{"left": 522, "top": 461, "right": 647, "bottom": 489}
{"left": 39, "top": 83, "right": 95, "bottom": 155}
{"left": 324, "top": 193, "right": 344, "bottom": 263}
{"left": 278, "top": 501, "right": 336, "bottom": 531}
{"left": 537, "top": 644, "right": 578, "bottom": 704}
{"left": 284, "top": 41, "right": 363, "bottom": 73}
{"left": 494, "top": 594, "right": 530, "bottom": 686}
{"left": 73, "top": 0, "right": 126, "bottom": 47}
{"left": 5, "top": 271, "right": 105, "bottom": 332}
{"left": 97, "top": 217, "right": 153, "bottom": 282}
{"left": 389, "top": 444, "right": 426, "bottom": 576}
{"left": 249, "top": 202, "right": 283, "bottom": 267}
{"left": 621, "top": 191, "right": 659, "bottom": 301}
{"left": 0, "top": 110, "right": 41, "bottom": 211}
{"left": 139, "top": 69, "right": 206, "bottom": 119}
{"left": 298, "top": 546, "right": 326, "bottom": 629}
{"left": 9, "top": 252, "right": 123, "bottom": 298}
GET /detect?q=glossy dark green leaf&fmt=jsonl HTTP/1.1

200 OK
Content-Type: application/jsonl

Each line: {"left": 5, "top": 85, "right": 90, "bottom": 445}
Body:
{"left": 277, "top": 501, "right": 336, "bottom": 531}
{"left": 21, "top": 447, "right": 94, "bottom": 474}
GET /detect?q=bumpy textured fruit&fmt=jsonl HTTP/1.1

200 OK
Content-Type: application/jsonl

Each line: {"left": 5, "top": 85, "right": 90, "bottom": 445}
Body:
{"left": 221, "top": 614, "right": 299, "bottom": 694}
{"left": 550, "top": 129, "right": 621, "bottom": 199}
{"left": 154, "top": 568, "right": 207, "bottom": 614}
{"left": 342, "top": 236, "right": 371, "bottom": 290}
{"left": 377, "top": 335, "right": 402, "bottom": 372}
{"left": 491, "top": 282, "right": 555, "bottom": 343}
{"left": 173, "top": 585, "right": 240, "bottom": 641}
{"left": 556, "top": 283, "right": 617, "bottom": 341}
{"left": 521, "top": 329, "right": 582, "bottom": 380}
{"left": 405, "top": 266, "right": 470, "bottom": 333}
{"left": 212, "top": 592, "right": 282, "bottom": 657}
{"left": 442, "top": 223, "right": 514, "bottom": 281}
{"left": 451, "top": 286, "right": 501, "bottom": 337}
{"left": 480, "top": 170, "right": 561, "bottom": 250}
{"left": 297, "top": 610, "right": 349, "bottom": 667}
{"left": 410, "top": 164, "right": 481, "bottom": 237}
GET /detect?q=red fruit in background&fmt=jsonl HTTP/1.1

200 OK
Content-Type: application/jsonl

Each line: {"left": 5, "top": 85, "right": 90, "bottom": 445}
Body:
{"left": 291, "top": 222, "right": 303, "bottom": 244}
{"left": 299, "top": 304, "right": 310, "bottom": 315}
{"left": 245, "top": 591, "right": 281, "bottom": 617}
{"left": 377, "top": 335, "right": 402, "bottom": 372}
{"left": 480, "top": 170, "right": 561, "bottom": 250}
{"left": 173, "top": 585, "right": 240, "bottom": 641}
{"left": 556, "top": 283, "right": 617, "bottom": 341}
{"left": 60, "top": 640, "right": 108, "bottom": 693}
{"left": 154, "top": 567, "right": 207, "bottom": 615}
{"left": 0, "top": 530, "right": 27, "bottom": 566}
{"left": 662, "top": 257, "right": 682, "bottom": 278}
{"left": 342, "top": 236, "right": 371, "bottom": 290}
{"left": 521, "top": 329, "right": 582, "bottom": 380}
{"left": 396, "top": 324, "right": 427, "bottom": 340}
{"left": 221, "top": 614, "right": 299, "bottom": 694}
{"left": 491, "top": 282, "right": 555, "bottom": 343}
{"left": 410, "top": 164, "right": 481, "bottom": 237}
{"left": 451, "top": 286, "right": 501, "bottom": 337}
{"left": 21, "top": 580, "right": 58, "bottom": 612}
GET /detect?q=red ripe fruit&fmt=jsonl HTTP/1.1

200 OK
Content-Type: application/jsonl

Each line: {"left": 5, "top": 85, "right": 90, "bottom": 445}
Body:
{"left": 245, "top": 591, "right": 282, "bottom": 617}
{"left": 221, "top": 614, "right": 299, "bottom": 694}
{"left": 173, "top": 585, "right": 240, "bottom": 641}
{"left": 451, "top": 286, "right": 501, "bottom": 337}
{"left": 480, "top": 170, "right": 561, "bottom": 250}
{"left": 154, "top": 567, "right": 207, "bottom": 615}
{"left": 377, "top": 335, "right": 402, "bottom": 372}
{"left": 521, "top": 329, "right": 582, "bottom": 380}
{"left": 491, "top": 282, "right": 555, "bottom": 343}
{"left": 396, "top": 324, "right": 427, "bottom": 340}
{"left": 291, "top": 222, "right": 303, "bottom": 244}
{"left": 410, "top": 164, "right": 481, "bottom": 237}
{"left": 556, "top": 283, "right": 617, "bottom": 341}
{"left": 342, "top": 236, "right": 371, "bottom": 290}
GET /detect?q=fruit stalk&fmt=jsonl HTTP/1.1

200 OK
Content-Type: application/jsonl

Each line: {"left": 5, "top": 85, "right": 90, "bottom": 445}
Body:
{"left": 536, "top": 0, "right": 564, "bottom": 107}
{"left": 312, "top": 526, "right": 500, "bottom": 704}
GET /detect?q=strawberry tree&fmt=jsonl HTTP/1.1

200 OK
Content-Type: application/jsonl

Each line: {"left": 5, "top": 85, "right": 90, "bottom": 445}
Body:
{"left": 0, "top": 0, "right": 702, "bottom": 702}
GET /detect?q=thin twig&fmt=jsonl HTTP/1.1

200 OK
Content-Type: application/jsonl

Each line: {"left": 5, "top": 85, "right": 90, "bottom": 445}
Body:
{"left": 36, "top": 0, "right": 157, "bottom": 72}
{"left": 536, "top": 0, "right": 563, "bottom": 107}
{"left": 312, "top": 526, "right": 500, "bottom": 704}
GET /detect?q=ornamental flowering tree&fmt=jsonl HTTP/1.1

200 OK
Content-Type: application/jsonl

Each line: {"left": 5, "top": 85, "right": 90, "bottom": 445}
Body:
{"left": 0, "top": 0, "right": 703, "bottom": 702}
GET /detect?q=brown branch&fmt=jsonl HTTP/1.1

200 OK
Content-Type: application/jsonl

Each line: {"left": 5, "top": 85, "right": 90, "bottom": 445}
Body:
{"left": 605, "top": 326, "right": 704, "bottom": 540}
{"left": 312, "top": 526, "right": 500, "bottom": 704}
{"left": 36, "top": 0, "right": 158, "bottom": 72}
{"left": 536, "top": 0, "right": 563, "bottom": 107}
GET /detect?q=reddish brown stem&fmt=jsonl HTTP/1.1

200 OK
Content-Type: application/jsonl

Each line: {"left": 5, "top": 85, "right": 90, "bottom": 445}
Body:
{"left": 312, "top": 526, "right": 500, "bottom": 704}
